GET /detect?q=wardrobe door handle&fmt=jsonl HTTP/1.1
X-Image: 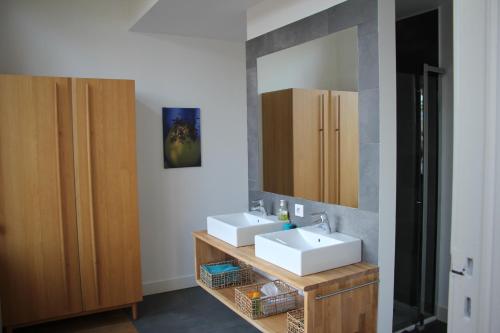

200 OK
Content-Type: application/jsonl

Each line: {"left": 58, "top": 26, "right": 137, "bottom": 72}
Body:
{"left": 54, "top": 82, "right": 69, "bottom": 301}
{"left": 319, "top": 94, "right": 325, "bottom": 202}
{"left": 85, "top": 83, "right": 101, "bottom": 305}
{"left": 335, "top": 96, "right": 341, "bottom": 200}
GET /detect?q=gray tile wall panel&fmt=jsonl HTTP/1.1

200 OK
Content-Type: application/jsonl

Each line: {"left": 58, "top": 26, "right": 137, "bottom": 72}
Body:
{"left": 246, "top": 0, "right": 380, "bottom": 263}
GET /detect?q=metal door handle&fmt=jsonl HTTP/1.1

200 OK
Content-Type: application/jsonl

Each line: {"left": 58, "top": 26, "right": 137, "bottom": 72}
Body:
{"left": 451, "top": 269, "right": 464, "bottom": 276}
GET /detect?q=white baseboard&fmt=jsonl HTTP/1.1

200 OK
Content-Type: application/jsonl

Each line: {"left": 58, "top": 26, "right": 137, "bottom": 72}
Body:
{"left": 142, "top": 274, "right": 197, "bottom": 296}
{"left": 437, "top": 305, "right": 448, "bottom": 323}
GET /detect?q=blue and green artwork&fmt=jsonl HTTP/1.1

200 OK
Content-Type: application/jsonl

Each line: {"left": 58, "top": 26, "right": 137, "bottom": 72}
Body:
{"left": 162, "top": 107, "right": 201, "bottom": 169}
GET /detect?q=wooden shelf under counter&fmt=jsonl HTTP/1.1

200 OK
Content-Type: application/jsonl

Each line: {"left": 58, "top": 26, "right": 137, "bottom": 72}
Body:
{"left": 193, "top": 231, "right": 379, "bottom": 333}
{"left": 197, "top": 272, "right": 289, "bottom": 332}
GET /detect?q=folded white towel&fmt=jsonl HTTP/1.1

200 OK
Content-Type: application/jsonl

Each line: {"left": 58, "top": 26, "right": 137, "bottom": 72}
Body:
{"left": 261, "top": 294, "right": 296, "bottom": 316}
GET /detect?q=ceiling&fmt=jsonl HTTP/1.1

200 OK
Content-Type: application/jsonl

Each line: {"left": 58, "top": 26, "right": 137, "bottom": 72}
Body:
{"left": 130, "top": 0, "right": 263, "bottom": 41}
{"left": 396, "top": 0, "right": 448, "bottom": 19}
{"left": 131, "top": 0, "right": 449, "bottom": 41}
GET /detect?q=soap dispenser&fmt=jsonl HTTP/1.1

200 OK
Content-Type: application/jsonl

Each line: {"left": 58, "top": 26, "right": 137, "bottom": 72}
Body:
{"left": 277, "top": 200, "right": 289, "bottom": 221}
{"left": 278, "top": 200, "right": 297, "bottom": 230}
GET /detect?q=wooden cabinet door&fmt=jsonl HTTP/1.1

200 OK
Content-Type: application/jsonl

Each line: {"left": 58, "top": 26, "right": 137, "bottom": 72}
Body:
{"left": 332, "top": 91, "right": 359, "bottom": 208}
{"left": 292, "top": 89, "right": 329, "bottom": 202}
{"left": 0, "top": 75, "right": 83, "bottom": 325}
{"left": 305, "top": 281, "right": 378, "bottom": 333}
{"left": 72, "top": 78, "right": 142, "bottom": 311}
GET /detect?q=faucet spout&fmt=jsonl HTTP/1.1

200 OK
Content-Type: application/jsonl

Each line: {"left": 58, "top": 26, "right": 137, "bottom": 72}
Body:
{"left": 310, "top": 211, "right": 334, "bottom": 233}
{"left": 250, "top": 199, "right": 267, "bottom": 216}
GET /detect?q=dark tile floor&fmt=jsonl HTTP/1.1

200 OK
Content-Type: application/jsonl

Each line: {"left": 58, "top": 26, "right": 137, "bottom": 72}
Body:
{"left": 134, "top": 286, "right": 447, "bottom": 333}
{"left": 13, "top": 286, "right": 447, "bottom": 332}
{"left": 133, "top": 287, "right": 258, "bottom": 333}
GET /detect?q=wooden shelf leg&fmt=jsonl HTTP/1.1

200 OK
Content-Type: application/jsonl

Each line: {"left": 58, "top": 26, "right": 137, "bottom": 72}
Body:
{"left": 131, "top": 303, "right": 138, "bottom": 321}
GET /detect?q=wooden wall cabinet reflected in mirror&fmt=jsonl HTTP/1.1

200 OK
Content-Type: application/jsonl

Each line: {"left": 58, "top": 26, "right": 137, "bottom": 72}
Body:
{"left": 261, "top": 88, "right": 359, "bottom": 208}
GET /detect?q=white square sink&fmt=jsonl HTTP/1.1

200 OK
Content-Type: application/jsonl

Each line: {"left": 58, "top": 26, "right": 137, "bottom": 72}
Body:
{"left": 207, "top": 212, "right": 286, "bottom": 247}
{"left": 255, "top": 226, "right": 361, "bottom": 276}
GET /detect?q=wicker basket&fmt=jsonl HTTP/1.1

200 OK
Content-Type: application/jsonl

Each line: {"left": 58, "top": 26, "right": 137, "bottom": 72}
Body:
{"left": 287, "top": 308, "right": 304, "bottom": 333}
{"left": 200, "top": 259, "right": 254, "bottom": 289}
{"left": 235, "top": 280, "right": 299, "bottom": 319}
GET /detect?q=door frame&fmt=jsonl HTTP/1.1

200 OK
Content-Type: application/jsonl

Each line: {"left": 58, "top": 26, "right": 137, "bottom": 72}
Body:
{"left": 476, "top": 0, "right": 500, "bottom": 331}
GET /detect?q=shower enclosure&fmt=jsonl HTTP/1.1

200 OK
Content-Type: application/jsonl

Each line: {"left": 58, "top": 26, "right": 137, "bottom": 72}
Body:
{"left": 394, "top": 9, "right": 446, "bottom": 331}
{"left": 394, "top": 67, "right": 444, "bottom": 331}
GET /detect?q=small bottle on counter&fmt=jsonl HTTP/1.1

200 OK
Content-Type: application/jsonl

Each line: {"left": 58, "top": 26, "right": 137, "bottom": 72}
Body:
{"left": 277, "top": 200, "right": 297, "bottom": 230}
{"left": 277, "top": 200, "right": 289, "bottom": 221}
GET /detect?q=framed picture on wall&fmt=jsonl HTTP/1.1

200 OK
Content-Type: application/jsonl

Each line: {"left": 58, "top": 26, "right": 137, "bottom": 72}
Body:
{"left": 162, "top": 107, "right": 201, "bottom": 169}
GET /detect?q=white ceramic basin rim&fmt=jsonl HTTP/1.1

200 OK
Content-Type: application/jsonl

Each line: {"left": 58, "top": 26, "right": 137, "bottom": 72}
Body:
{"left": 211, "top": 212, "right": 276, "bottom": 227}
{"left": 255, "top": 226, "right": 362, "bottom": 276}
{"left": 268, "top": 228, "right": 343, "bottom": 251}
{"left": 207, "top": 212, "right": 286, "bottom": 247}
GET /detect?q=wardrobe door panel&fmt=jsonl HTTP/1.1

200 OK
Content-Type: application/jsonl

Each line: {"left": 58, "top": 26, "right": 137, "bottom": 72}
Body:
{"left": 0, "top": 75, "right": 82, "bottom": 326}
{"left": 72, "top": 78, "right": 142, "bottom": 311}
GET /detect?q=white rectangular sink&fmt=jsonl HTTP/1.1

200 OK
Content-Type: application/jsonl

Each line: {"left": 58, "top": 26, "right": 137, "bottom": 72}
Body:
{"left": 255, "top": 226, "right": 361, "bottom": 276}
{"left": 207, "top": 212, "right": 286, "bottom": 247}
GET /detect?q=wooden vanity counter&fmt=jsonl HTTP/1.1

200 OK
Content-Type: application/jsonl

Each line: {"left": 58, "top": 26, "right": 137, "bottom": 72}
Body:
{"left": 193, "top": 231, "right": 378, "bottom": 333}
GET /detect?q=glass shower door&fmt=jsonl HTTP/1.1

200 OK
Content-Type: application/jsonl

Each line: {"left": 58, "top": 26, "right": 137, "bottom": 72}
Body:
{"left": 394, "top": 65, "right": 444, "bottom": 331}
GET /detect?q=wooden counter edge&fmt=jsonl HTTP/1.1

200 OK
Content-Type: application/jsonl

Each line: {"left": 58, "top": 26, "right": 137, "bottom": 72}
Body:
{"left": 193, "top": 230, "right": 378, "bottom": 292}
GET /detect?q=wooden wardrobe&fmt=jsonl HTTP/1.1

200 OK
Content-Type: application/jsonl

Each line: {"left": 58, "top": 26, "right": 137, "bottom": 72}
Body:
{"left": 261, "top": 88, "right": 359, "bottom": 208}
{"left": 0, "top": 75, "right": 142, "bottom": 331}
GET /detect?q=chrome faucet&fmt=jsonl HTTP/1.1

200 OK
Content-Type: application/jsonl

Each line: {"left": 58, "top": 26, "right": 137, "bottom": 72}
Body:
{"left": 310, "top": 211, "right": 334, "bottom": 234}
{"left": 250, "top": 199, "right": 267, "bottom": 216}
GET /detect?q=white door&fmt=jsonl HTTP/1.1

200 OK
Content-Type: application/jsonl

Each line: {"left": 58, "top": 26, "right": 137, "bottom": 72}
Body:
{"left": 448, "top": 0, "right": 498, "bottom": 332}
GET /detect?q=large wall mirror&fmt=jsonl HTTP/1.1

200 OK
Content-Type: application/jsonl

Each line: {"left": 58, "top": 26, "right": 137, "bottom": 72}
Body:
{"left": 257, "top": 27, "right": 360, "bottom": 208}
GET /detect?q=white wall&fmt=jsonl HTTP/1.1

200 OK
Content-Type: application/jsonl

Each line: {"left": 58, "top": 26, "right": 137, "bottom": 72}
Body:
{"left": 492, "top": 4, "right": 500, "bottom": 327}
{"left": 247, "top": 0, "right": 347, "bottom": 40}
{"left": 128, "top": 0, "right": 159, "bottom": 28}
{"left": 493, "top": 3, "right": 500, "bottom": 329}
{"left": 257, "top": 26, "right": 358, "bottom": 94}
{"left": 378, "top": 0, "right": 397, "bottom": 331}
{"left": 0, "top": 0, "right": 248, "bottom": 295}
